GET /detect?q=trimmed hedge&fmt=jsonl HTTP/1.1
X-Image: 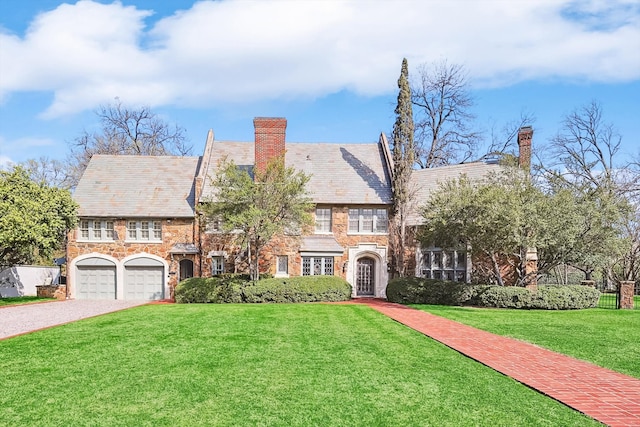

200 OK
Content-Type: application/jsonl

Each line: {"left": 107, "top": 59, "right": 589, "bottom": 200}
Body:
{"left": 386, "top": 277, "right": 600, "bottom": 310}
{"left": 243, "top": 276, "right": 352, "bottom": 303}
{"left": 386, "top": 277, "right": 474, "bottom": 305}
{"left": 174, "top": 275, "right": 352, "bottom": 304}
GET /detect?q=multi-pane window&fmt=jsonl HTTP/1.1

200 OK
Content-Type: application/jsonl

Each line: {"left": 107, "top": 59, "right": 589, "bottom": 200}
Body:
{"left": 420, "top": 248, "right": 468, "bottom": 282}
{"left": 348, "top": 208, "right": 388, "bottom": 233}
{"left": 78, "top": 219, "right": 114, "bottom": 241}
{"left": 315, "top": 208, "right": 332, "bottom": 233}
{"left": 276, "top": 255, "right": 288, "bottom": 276}
{"left": 126, "top": 220, "right": 162, "bottom": 241}
{"left": 302, "top": 257, "right": 334, "bottom": 276}
{"left": 211, "top": 256, "right": 224, "bottom": 275}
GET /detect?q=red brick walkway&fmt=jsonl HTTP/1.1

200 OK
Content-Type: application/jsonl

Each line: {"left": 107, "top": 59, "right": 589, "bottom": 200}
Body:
{"left": 353, "top": 299, "right": 640, "bottom": 427}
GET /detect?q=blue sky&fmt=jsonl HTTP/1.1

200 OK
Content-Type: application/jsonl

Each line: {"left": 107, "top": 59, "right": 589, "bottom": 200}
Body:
{"left": 1, "top": 0, "right": 639, "bottom": 168}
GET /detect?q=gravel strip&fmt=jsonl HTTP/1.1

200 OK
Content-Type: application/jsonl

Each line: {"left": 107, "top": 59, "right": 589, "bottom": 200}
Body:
{"left": 0, "top": 300, "right": 149, "bottom": 339}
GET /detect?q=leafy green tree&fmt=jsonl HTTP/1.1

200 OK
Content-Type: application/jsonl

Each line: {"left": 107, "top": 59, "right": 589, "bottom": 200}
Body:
{"left": 389, "top": 58, "right": 415, "bottom": 277}
{"left": 0, "top": 166, "right": 78, "bottom": 267}
{"left": 419, "top": 169, "right": 580, "bottom": 286}
{"left": 203, "top": 156, "right": 313, "bottom": 281}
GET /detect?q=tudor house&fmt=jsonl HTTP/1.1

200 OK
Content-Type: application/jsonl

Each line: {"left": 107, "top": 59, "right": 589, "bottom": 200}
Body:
{"left": 66, "top": 117, "right": 533, "bottom": 300}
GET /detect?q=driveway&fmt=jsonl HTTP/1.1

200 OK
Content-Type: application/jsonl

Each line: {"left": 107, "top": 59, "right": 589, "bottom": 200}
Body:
{"left": 0, "top": 300, "right": 148, "bottom": 340}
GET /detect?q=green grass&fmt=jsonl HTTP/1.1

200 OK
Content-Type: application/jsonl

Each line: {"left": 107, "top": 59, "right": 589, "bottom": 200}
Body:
{"left": 413, "top": 304, "right": 640, "bottom": 378}
{"left": 0, "top": 304, "right": 598, "bottom": 426}
{"left": 0, "top": 296, "right": 55, "bottom": 306}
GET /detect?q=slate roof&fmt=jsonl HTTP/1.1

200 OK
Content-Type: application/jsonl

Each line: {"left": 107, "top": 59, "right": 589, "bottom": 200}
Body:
{"left": 300, "top": 236, "right": 345, "bottom": 255}
{"left": 74, "top": 155, "right": 201, "bottom": 218}
{"left": 200, "top": 141, "right": 392, "bottom": 205}
{"left": 406, "top": 161, "right": 504, "bottom": 226}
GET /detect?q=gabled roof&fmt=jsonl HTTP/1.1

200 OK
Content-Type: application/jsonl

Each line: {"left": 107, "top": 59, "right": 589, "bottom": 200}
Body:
{"left": 74, "top": 155, "right": 201, "bottom": 218}
{"left": 406, "top": 161, "right": 504, "bottom": 225}
{"left": 200, "top": 141, "right": 393, "bottom": 205}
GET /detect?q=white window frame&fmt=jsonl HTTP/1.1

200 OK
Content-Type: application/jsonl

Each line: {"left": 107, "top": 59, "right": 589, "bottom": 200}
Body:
{"left": 211, "top": 256, "right": 225, "bottom": 275}
{"left": 126, "top": 220, "right": 162, "bottom": 242}
{"left": 419, "top": 247, "right": 468, "bottom": 282}
{"left": 77, "top": 219, "right": 115, "bottom": 242}
{"left": 275, "top": 255, "right": 289, "bottom": 277}
{"left": 302, "top": 256, "right": 334, "bottom": 276}
{"left": 314, "top": 207, "right": 332, "bottom": 233}
{"left": 348, "top": 208, "right": 388, "bottom": 234}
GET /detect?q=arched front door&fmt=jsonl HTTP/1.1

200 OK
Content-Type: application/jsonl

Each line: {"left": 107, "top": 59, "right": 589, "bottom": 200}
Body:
{"left": 179, "top": 259, "right": 194, "bottom": 281}
{"left": 356, "top": 257, "right": 375, "bottom": 296}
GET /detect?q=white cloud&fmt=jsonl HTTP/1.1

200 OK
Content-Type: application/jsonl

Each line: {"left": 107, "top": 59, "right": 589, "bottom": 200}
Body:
{"left": 0, "top": 155, "right": 13, "bottom": 169}
{"left": 1, "top": 0, "right": 638, "bottom": 118}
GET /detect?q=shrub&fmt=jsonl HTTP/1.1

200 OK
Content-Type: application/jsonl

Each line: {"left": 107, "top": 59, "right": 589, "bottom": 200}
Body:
{"left": 473, "top": 286, "right": 532, "bottom": 308}
{"left": 175, "top": 275, "right": 351, "bottom": 304}
{"left": 471, "top": 285, "right": 600, "bottom": 310}
{"left": 174, "top": 275, "right": 244, "bottom": 303}
{"left": 530, "top": 285, "right": 600, "bottom": 309}
{"left": 242, "top": 276, "right": 351, "bottom": 303}
{"left": 386, "top": 277, "right": 474, "bottom": 305}
{"left": 385, "top": 278, "right": 600, "bottom": 310}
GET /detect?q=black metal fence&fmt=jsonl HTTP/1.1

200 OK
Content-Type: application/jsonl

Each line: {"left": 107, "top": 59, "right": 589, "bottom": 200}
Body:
{"left": 595, "top": 282, "right": 619, "bottom": 309}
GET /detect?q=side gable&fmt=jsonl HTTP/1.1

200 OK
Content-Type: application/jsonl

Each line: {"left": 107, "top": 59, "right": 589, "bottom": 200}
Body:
{"left": 199, "top": 140, "right": 393, "bottom": 205}
{"left": 74, "top": 155, "right": 201, "bottom": 218}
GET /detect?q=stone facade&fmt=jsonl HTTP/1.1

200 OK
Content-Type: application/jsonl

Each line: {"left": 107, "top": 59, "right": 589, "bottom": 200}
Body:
{"left": 67, "top": 218, "right": 200, "bottom": 296}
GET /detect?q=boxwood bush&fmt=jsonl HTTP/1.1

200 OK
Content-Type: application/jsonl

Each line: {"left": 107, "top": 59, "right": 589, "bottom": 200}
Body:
{"left": 243, "top": 276, "right": 352, "bottom": 303}
{"left": 386, "top": 277, "right": 474, "bottom": 305}
{"left": 175, "top": 275, "right": 351, "bottom": 304}
{"left": 386, "top": 277, "right": 600, "bottom": 310}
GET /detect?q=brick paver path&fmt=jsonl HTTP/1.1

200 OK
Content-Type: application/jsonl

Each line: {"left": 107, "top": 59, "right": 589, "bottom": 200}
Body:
{"left": 353, "top": 299, "right": 640, "bottom": 427}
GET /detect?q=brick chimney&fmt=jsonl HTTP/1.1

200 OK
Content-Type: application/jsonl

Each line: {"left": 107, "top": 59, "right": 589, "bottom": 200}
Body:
{"left": 517, "top": 126, "right": 533, "bottom": 170}
{"left": 254, "top": 117, "right": 287, "bottom": 173}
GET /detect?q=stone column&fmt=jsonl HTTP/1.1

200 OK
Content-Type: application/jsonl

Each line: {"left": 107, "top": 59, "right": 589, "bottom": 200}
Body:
{"left": 523, "top": 247, "right": 538, "bottom": 291}
{"left": 618, "top": 281, "right": 635, "bottom": 309}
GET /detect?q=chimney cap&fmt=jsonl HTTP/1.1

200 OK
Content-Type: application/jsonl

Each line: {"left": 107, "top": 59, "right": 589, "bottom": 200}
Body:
{"left": 518, "top": 126, "right": 533, "bottom": 132}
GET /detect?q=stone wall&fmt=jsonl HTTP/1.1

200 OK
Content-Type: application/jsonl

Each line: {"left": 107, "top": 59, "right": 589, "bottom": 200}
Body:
{"left": 67, "top": 217, "right": 200, "bottom": 289}
{"left": 200, "top": 205, "right": 390, "bottom": 278}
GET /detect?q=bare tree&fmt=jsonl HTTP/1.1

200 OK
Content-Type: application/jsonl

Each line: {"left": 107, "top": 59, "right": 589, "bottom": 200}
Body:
{"left": 21, "top": 156, "right": 72, "bottom": 189}
{"left": 479, "top": 111, "right": 537, "bottom": 163}
{"left": 411, "top": 60, "right": 482, "bottom": 168}
{"left": 544, "top": 101, "right": 640, "bottom": 282}
{"left": 66, "top": 99, "right": 192, "bottom": 187}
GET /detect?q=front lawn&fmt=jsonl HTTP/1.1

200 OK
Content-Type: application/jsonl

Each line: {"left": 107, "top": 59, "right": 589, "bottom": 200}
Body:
{"left": 0, "top": 304, "right": 597, "bottom": 426}
{"left": 413, "top": 305, "right": 640, "bottom": 378}
{"left": 0, "top": 296, "right": 55, "bottom": 306}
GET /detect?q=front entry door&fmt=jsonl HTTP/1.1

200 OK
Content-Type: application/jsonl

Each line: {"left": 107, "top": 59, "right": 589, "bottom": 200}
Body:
{"left": 356, "top": 257, "right": 375, "bottom": 296}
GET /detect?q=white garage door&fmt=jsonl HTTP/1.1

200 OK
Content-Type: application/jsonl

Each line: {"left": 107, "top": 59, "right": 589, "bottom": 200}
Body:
{"left": 76, "top": 266, "right": 116, "bottom": 300}
{"left": 124, "top": 266, "right": 164, "bottom": 300}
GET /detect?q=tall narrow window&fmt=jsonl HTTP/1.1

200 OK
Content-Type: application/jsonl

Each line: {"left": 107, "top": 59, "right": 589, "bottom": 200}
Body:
{"left": 211, "top": 256, "right": 224, "bottom": 275}
{"left": 276, "top": 255, "right": 288, "bottom": 276}
{"left": 315, "top": 208, "right": 332, "bottom": 233}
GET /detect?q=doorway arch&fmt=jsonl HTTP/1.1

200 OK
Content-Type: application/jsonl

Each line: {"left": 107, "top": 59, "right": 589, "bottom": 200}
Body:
{"left": 179, "top": 259, "right": 194, "bottom": 281}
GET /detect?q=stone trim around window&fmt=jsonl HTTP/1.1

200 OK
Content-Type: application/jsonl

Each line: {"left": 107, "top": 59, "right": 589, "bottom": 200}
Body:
{"left": 347, "top": 208, "right": 388, "bottom": 234}
{"left": 417, "top": 247, "right": 469, "bottom": 282}
{"left": 314, "top": 207, "right": 332, "bottom": 234}
{"left": 302, "top": 256, "right": 334, "bottom": 276}
{"left": 126, "top": 220, "right": 162, "bottom": 242}
{"left": 77, "top": 219, "right": 115, "bottom": 242}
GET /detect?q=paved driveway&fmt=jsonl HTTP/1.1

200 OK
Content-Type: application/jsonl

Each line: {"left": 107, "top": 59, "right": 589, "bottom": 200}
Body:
{"left": 0, "top": 300, "right": 148, "bottom": 340}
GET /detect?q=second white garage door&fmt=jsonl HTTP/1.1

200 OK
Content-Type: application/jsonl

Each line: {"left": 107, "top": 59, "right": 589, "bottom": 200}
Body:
{"left": 124, "top": 265, "right": 164, "bottom": 300}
